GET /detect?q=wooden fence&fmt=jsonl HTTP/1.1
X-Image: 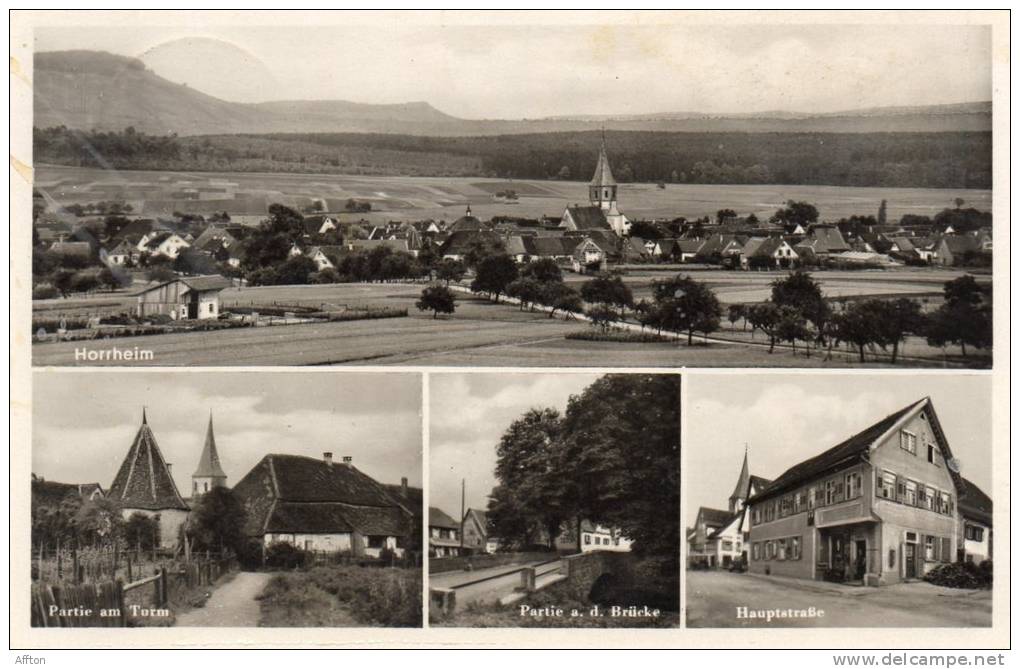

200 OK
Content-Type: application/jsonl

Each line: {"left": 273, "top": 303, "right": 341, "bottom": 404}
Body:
{"left": 31, "top": 556, "right": 236, "bottom": 628}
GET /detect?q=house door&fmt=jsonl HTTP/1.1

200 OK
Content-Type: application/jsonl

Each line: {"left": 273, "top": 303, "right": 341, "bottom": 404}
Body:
{"left": 854, "top": 540, "right": 867, "bottom": 580}
{"left": 904, "top": 543, "right": 917, "bottom": 579}
{"left": 187, "top": 296, "right": 199, "bottom": 319}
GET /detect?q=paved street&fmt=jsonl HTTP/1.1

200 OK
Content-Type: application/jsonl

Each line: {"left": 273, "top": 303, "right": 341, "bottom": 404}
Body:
{"left": 431, "top": 559, "right": 563, "bottom": 608}
{"left": 686, "top": 570, "right": 991, "bottom": 628}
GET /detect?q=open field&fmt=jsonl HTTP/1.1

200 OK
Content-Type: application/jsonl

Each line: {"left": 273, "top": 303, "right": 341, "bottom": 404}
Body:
{"left": 564, "top": 267, "right": 983, "bottom": 304}
{"left": 32, "top": 278, "right": 985, "bottom": 368}
{"left": 36, "top": 165, "right": 991, "bottom": 224}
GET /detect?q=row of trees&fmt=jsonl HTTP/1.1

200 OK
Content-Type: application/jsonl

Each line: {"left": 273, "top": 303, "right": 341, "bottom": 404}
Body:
{"left": 728, "top": 272, "right": 992, "bottom": 361}
{"left": 487, "top": 375, "right": 680, "bottom": 556}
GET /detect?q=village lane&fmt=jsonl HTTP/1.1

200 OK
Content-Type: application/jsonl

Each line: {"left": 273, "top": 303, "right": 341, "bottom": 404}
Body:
{"left": 686, "top": 570, "right": 991, "bottom": 628}
{"left": 175, "top": 571, "right": 273, "bottom": 627}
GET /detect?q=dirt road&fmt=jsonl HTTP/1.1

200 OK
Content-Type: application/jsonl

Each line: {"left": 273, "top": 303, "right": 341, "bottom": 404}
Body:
{"left": 175, "top": 572, "right": 272, "bottom": 627}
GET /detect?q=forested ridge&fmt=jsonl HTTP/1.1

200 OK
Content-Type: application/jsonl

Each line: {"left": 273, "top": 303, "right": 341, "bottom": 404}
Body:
{"left": 34, "top": 126, "right": 992, "bottom": 189}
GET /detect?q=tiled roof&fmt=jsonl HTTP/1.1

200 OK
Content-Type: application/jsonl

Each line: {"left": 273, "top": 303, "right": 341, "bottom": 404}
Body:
{"left": 429, "top": 506, "right": 460, "bottom": 529}
{"left": 698, "top": 507, "right": 732, "bottom": 527}
{"left": 958, "top": 478, "right": 992, "bottom": 525}
{"left": 109, "top": 413, "right": 189, "bottom": 511}
{"left": 749, "top": 399, "right": 927, "bottom": 505}
{"left": 565, "top": 206, "right": 611, "bottom": 231}
{"left": 32, "top": 478, "right": 104, "bottom": 508}
{"left": 266, "top": 454, "right": 401, "bottom": 507}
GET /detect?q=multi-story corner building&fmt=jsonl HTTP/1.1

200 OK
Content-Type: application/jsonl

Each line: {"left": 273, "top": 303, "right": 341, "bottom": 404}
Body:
{"left": 747, "top": 397, "right": 982, "bottom": 586}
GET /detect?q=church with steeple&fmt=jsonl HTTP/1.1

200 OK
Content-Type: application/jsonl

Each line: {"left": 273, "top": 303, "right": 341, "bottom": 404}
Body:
{"left": 192, "top": 412, "right": 228, "bottom": 497}
{"left": 560, "top": 133, "right": 631, "bottom": 236}
{"left": 687, "top": 448, "right": 772, "bottom": 569}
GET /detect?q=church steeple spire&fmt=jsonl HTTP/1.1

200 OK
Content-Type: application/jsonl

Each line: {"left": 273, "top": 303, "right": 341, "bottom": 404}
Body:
{"left": 192, "top": 411, "right": 227, "bottom": 496}
{"left": 729, "top": 445, "right": 751, "bottom": 513}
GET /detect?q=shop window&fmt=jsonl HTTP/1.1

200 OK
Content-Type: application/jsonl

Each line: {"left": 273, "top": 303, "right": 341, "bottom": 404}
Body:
{"left": 790, "top": 536, "right": 801, "bottom": 560}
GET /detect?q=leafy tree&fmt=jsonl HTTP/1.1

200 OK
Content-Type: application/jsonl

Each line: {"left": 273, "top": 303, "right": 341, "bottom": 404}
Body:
{"left": 470, "top": 254, "right": 518, "bottom": 302}
{"left": 557, "top": 375, "right": 681, "bottom": 555}
{"left": 489, "top": 408, "right": 567, "bottom": 549}
{"left": 872, "top": 298, "right": 923, "bottom": 364}
{"left": 73, "top": 497, "right": 125, "bottom": 548}
{"left": 770, "top": 270, "right": 831, "bottom": 349}
{"left": 943, "top": 275, "right": 987, "bottom": 308}
{"left": 923, "top": 275, "right": 992, "bottom": 357}
{"left": 716, "top": 208, "right": 737, "bottom": 223}
{"left": 877, "top": 199, "right": 887, "bottom": 225}
{"left": 188, "top": 487, "right": 248, "bottom": 555}
{"left": 274, "top": 255, "right": 318, "bottom": 285}
{"left": 774, "top": 305, "right": 812, "bottom": 356}
{"left": 462, "top": 236, "right": 506, "bottom": 270}
{"left": 435, "top": 258, "right": 466, "bottom": 285}
{"left": 627, "top": 221, "right": 664, "bottom": 240}
{"left": 727, "top": 304, "right": 745, "bottom": 330}
{"left": 519, "top": 258, "right": 563, "bottom": 284}
{"left": 541, "top": 283, "right": 583, "bottom": 319}
{"left": 586, "top": 304, "right": 620, "bottom": 333}
{"left": 52, "top": 269, "right": 76, "bottom": 297}
{"left": 651, "top": 275, "right": 722, "bottom": 345}
{"left": 123, "top": 512, "right": 160, "bottom": 551}
{"left": 580, "top": 275, "right": 633, "bottom": 317}
{"left": 506, "top": 277, "right": 544, "bottom": 311}
{"left": 771, "top": 200, "right": 819, "bottom": 227}
{"left": 416, "top": 285, "right": 457, "bottom": 319}
{"left": 832, "top": 301, "right": 883, "bottom": 362}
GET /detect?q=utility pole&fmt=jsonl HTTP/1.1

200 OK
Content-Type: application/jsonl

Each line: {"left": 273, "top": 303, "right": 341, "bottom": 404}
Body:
{"left": 460, "top": 478, "right": 466, "bottom": 552}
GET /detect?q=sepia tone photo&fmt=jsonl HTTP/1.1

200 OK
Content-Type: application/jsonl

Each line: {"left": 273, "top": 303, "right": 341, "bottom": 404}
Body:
{"left": 684, "top": 374, "right": 992, "bottom": 628}
{"left": 30, "top": 372, "right": 423, "bottom": 628}
{"left": 27, "top": 20, "right": 993, "bottom": 368}
{"left": 428, "top": 372, "right": 680, "bottom": 627}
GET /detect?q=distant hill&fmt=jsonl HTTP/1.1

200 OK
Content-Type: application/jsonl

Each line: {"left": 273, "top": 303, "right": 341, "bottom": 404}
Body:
{"left": 34, "top": 50, "right": 993, "bottom": 136}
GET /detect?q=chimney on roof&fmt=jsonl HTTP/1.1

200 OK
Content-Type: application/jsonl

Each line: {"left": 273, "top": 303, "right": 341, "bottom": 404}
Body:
{"left": 166, "top": 463, "right": 172, "bottom": 472}
{"left": 323, "top": 452, "right": 333, "bottom": 466}
{"left": 401, "top": 477, "right": 408, "bottom": 494}
{"left": 342, "top": 456, "right": 353, "bottom": 467}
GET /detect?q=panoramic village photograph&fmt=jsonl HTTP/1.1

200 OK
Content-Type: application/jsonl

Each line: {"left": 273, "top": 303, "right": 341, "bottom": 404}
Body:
{"left": 28, "top": 22, "right": 993, "bottom": 368}
{"left": 684, "top": 374, "right": 993, "bottom": 628}
{"left": 30, "top": 372, "right": 423, "bottom": 628}
{"left": 427, "top": 372, "right": 681, "bottom": 627}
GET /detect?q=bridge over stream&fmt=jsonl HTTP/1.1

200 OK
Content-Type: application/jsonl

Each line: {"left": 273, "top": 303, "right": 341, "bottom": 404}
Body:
{"left": 430, "top": 551, "right": 633, "bottom": 615}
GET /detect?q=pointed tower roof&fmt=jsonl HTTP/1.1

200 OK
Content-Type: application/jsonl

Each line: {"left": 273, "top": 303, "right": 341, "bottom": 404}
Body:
{"left": 730, "top": 447, "right": 751, "bottom": 503}
{"left": 590, "top": 132, "right": 617, "bottom": 188}
{"left": 193, "top": 413, "right": 227, "bottom": 479}
{"left": 109, "top": 413, "right": 189, "bottom": 511}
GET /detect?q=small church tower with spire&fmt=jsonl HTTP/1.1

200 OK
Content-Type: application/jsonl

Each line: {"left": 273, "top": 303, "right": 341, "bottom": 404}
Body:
{"left": 729, "top": 446, "right": 752, "bottom": 514}
{"left": 192, "top": 412, "right": 227, "bottom": 497}
{"left": 588, "top": 132, "right": 630, "bottom": 235}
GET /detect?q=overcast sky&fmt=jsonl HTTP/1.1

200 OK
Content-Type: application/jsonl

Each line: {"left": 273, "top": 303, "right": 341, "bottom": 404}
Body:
{"left": 684, "top": 374, "right": 992, "bottom": 528}
{"left": 33, "top": 372, "right": 422, "bottom": 497}
{"left": 430, "top": 372, "right": 601, "bottom": 518}
{"left": 35, "top": 20, "right": 991, "bottom": 118}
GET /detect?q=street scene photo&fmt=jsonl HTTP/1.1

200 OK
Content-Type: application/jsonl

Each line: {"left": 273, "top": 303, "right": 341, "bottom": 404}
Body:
{"left": 29, "top": 23, "right": 992, "bottom": 368}
{"left": 685, "top": 374, "right": 993, "bottom": 627}
{"left": 428, "top": 372, "right": 681, "bottom": 627}
{"left": 30, "top": 372, "right": 423, "bottom": 627}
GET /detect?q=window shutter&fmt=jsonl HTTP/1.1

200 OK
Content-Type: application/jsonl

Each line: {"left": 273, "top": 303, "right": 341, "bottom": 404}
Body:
{"left": 941, "top": 537, "right": 952, "bottom": 562}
